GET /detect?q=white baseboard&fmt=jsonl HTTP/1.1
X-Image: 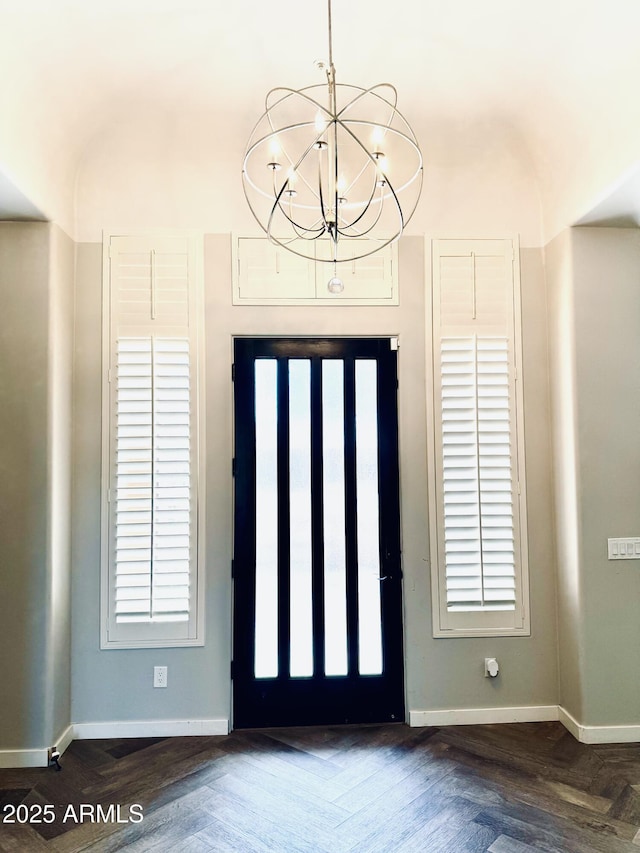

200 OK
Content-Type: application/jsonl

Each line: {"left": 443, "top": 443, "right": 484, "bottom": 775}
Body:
{"left": 0, "top": 723, "right": 75, "bottom": 769}
{"left": 54, "top": 723, "right": 75, "bottom": 758}
{"left": 3, "top": 709, "right": 639, "bottom": 769}
{"left": 409, "top": 705, "right": 559, "bottom": 728}
{"left": 410, "top": 705, "right": 640, "bottom": 745}
{"left": 0, "top": 748, "right": 49, "bottom": 769}
{"left": 73, "top": 718, "right": 230, "bottom": 740}
{"left": 0, "top": 719, "right": 229, "bottom": 769}
{"left": 558, "top": 706, "right": 640, "bottom": 744}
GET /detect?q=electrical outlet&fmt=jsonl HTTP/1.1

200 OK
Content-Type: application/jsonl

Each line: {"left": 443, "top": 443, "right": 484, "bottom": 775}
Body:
{"left": 484, "top": 657, "right": 499, "bottom": 678}
{"left": 153, "top": 666, "right": 168, "bottom": 688}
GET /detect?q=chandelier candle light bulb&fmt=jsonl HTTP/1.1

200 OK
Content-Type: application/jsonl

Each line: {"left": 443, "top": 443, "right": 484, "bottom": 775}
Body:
{"left": 242, "top": 0, "right": 423, "bottom": 265}
{"left": 285, "top": 168, "right": 298, "bottom": 197}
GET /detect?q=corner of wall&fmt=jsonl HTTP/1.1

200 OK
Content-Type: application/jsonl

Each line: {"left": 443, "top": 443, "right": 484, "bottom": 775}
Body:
{"left": 543, "top": 228, "right": 586, "bottom": 724}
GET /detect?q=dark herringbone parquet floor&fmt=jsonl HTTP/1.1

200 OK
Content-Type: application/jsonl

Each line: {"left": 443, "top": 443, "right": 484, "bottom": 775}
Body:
{"left": 1, "top": 722, "right": 640, "bottom": 852}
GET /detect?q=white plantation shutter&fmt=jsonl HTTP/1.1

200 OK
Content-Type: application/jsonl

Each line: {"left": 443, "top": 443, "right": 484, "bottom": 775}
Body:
{"left": 441, "top": 336, "right": 515, "bottom": 611}
{"left": 429, "top": 239, "right": 529, "bottom": 636}
{"left": 102, "top": 234, "right": 204, "bottom": 647}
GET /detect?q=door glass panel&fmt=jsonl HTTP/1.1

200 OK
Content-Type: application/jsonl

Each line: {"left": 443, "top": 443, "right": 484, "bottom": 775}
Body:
{"left": 254, "top": 359, "right": 278, "bottom": 678}
{"left": 322, "top": 360, "right": 348, "bottom": 676}
{"left": 289, "top": 360, "right": 313, "bottom": 677}
{"left": 355, "top": 360, "right": 383, "bottom": 675}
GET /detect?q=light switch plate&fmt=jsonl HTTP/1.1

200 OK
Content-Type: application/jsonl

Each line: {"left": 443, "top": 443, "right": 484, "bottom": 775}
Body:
{"left": 608, "top": 537, "right": 640, "bottom": 559}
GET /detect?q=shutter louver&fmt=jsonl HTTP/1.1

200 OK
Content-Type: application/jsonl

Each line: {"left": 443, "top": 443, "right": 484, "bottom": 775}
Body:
{"left": 441, "top": 336, "right": 515, "bottom": 612}
{"left": 115, "top": 338, "right": 191, "bottom": 624}
{"left": 103, "top": 234, "right": 202, "bottom": 647}
{"left": 430, "top": 239, "right": 528, "bottom": 636}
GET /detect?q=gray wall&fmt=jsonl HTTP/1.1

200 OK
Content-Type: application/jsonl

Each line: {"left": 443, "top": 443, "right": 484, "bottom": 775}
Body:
{"left": 547, "top": 226, "right": 640, "bottom": 727}
{"left": 407, "top": 247, "right": 558, "bottom": 713}
{"left": 71, "top": 235, "right": 559, "bottom": 725}
{"left": 0, "top": 222, "right": 73, "bottom": 750}
{"left": 573, "top": 228, "right": 640, "bottom": 726}
{"left": 72, "top": 241, "right": 230, "bottom": 724}
{"left": 5, "top": 219, "right": 639, "bottom": 748}
{"left": 45, "top": 224, "right": 74, "bottom": 745}
{"left": 545, "top": 228, "right": 585, "bottom": 721}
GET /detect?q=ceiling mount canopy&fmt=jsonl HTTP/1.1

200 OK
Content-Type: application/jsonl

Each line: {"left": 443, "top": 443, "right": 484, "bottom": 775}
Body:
{"left": 241, "top": 0, "right": 423, "bottom": 264}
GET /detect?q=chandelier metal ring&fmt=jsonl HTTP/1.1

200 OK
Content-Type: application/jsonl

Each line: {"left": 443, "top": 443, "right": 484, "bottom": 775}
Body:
{"left": 241, "top": 0, "right": 423, "bottom": 264}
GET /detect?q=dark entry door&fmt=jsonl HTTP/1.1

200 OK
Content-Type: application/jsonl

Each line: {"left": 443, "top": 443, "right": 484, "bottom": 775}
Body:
{"left": 232, "top": 338, "right": 404, "bottom": 728}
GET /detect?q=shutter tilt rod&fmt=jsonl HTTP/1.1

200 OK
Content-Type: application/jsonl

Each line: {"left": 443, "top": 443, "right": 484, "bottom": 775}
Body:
{"left": 471, "top": 251, "right": 477, "bottom": 320}
{"left": 151, "top": 249, "right": 157, "bottom": 320}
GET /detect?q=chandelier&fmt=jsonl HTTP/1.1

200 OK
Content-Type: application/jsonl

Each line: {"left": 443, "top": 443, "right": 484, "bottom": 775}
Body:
{"left": 241, "top": 0, "right": 423, "bottom": 267}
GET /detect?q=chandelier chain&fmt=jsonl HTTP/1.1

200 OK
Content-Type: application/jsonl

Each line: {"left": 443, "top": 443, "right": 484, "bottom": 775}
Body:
{"left": 327, "top": 0, "right": 334, "bottom": 71}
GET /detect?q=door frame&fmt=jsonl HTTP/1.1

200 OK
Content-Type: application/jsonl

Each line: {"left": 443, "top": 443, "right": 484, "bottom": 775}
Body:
{"left": 231, "top": 336, "right": 405, "bottom": 728}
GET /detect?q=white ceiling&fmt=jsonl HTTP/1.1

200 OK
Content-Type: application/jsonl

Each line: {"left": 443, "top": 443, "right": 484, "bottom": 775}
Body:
{"left": 1, "top": 0, "right": 639, "bottom": 241}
